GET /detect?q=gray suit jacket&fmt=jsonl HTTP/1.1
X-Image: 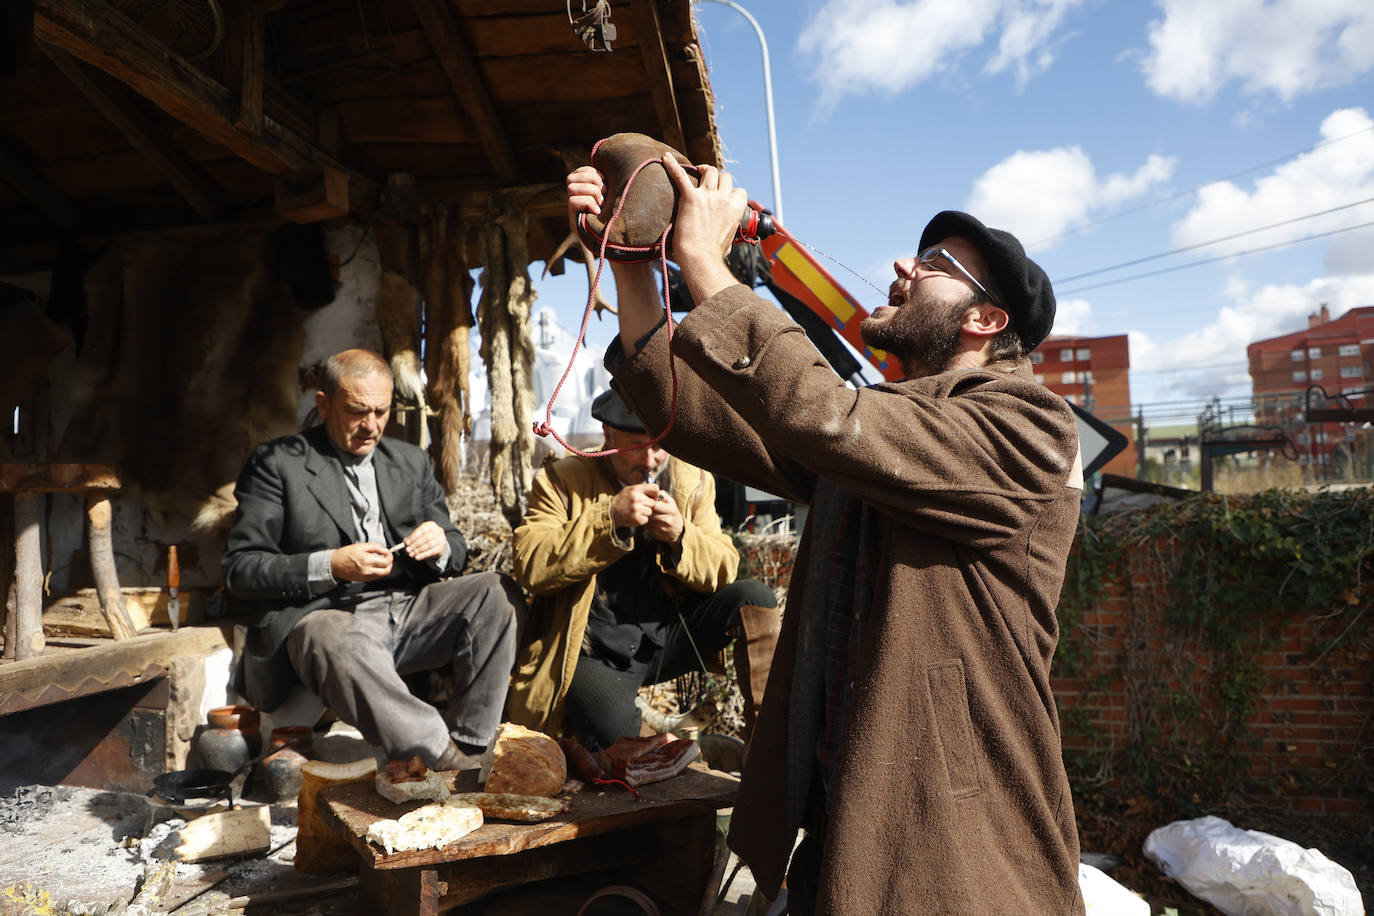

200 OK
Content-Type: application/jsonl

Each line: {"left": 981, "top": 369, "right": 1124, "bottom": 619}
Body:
{"left": 222, "top": 425, "right": 467, "bottom": 711}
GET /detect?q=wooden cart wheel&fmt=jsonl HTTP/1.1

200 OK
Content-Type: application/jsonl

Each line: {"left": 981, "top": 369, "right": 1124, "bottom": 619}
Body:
{"left": 576, "top": 884, "right": 662, "bottom": 916}
{"left": 106, "top": 0, "right": 225, "bottom": 61}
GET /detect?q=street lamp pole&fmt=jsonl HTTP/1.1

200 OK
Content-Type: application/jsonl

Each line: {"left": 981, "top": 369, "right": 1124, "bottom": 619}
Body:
{"left": 694, "top": 0, "right": 784, "bottom": 223}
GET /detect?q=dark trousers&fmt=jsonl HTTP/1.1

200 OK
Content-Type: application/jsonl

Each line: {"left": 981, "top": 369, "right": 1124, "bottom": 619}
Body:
{"left": 285, "top": 571, "right": 523, "bottom": 761}
{"left": 562, "top": 578, "right": 775, "bottom": 749}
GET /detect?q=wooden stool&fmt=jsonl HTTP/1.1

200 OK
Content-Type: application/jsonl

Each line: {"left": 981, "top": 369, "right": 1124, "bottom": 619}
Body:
{"left": 1, "top": 463, "right": 137, "bottom": 660}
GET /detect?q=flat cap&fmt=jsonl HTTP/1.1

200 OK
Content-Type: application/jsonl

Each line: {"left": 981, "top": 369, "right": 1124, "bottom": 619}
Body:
{"left": 919, "top": 211, "right": 1056, "bottom": 352}
{"left": 591, "top": 389, "right": 645, "bottom": 433}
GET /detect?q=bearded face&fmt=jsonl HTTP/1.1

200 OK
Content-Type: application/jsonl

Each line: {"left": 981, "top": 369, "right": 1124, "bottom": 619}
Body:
{"left": 861, "top": 289, "right": 982, "bottom": 378}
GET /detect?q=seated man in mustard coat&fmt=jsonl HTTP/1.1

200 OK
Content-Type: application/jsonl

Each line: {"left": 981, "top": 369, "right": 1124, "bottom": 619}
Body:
{"left": 507, "top": 390, "right": 778, "bottom": 749}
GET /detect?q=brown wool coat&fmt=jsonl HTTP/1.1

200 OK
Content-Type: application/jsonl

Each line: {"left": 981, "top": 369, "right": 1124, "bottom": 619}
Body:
{"left": 611, "top": 285, "right": 1086, "bottom": 915}
{"left": 506, "top": 453, "right": 739, "bottom": 733}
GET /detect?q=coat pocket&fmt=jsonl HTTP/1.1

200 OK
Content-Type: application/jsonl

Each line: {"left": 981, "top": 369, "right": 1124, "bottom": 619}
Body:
{"left": 925, "top": 660, "right": 985, "bottom": 799}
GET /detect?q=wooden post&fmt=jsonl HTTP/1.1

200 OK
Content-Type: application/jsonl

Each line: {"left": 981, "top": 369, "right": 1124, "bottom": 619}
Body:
{"left": 86, "top": 491, "right": 138, "bottom": 640}
{"left": 13, "top": 492, "right": 44, "bottom": 659}
{"left": 4, "top": 578, "right": 18, "bottom": 660}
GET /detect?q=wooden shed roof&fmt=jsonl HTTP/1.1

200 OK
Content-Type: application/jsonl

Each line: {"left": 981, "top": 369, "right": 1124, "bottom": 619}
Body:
{"left": 0, "top": 0, "right": 722, "bottom": 270}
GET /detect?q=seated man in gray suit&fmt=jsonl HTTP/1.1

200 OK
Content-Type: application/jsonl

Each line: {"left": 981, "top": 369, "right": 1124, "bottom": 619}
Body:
{"left": 223, "top": 348, "right": 520, "bottom": 770}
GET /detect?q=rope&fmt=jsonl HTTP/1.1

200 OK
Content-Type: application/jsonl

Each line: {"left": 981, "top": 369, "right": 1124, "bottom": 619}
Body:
{"left": 533, "top": 144, "right": 681, "bottom": 459}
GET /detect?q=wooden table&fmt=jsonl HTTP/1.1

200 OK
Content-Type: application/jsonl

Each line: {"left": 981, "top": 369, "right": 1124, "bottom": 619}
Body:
{"left": 319, "top": 766, "right": 739, "bottom": 915}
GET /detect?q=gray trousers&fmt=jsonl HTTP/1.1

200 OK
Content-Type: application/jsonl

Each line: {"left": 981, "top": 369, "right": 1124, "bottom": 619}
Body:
{"left": 286, "top": 571, "right": 522, "bottom": 762}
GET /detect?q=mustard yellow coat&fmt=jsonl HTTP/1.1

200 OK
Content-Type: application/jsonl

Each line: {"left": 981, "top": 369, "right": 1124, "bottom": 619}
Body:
{"left": 507, "top": 453, "right": 740, "bottom": 733}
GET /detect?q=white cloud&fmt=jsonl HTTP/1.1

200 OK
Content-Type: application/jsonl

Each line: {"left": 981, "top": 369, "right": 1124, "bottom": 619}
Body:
{"left": 796, "top": 0, "right": 1085, "bottom": 107}
{"left": 985, "top": 0, "right": 1083, "bottom": 86}
{"left": 1129, "top": 272, "right": 1374, "bottom": 403}
{"left": 1141, "top": 0, "right": 1374, "bottom": 105}
{"left": 1049, "top": 297, "right": 1093, "bottom": 336}
{"left": 965, "top": 147, "right": 1175, "bottom": 248}
{"left": 1172, "top": 108, "right": 1374, "bottom": 257}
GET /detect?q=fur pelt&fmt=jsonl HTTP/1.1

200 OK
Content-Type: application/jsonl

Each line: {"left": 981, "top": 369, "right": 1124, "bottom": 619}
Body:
{"left": 418, "top": 202, "right": 474, "bottom": 495}
{"left": 477, "top": 192, "right": 537, "bottom": 530}
{"left": 57, "top": 227, "right": 318, "bottom": 535}
{"left": 376, "top": 269, "right": 426, "bottom": 410}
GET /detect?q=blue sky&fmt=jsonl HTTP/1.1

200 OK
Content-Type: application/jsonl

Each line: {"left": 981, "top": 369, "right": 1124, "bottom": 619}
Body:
{"left": 529, "top": 0, "right": 1374, "bottom": 427}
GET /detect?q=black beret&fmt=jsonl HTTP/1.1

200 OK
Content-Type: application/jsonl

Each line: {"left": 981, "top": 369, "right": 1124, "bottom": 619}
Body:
{"left": 590, "top": 389, "right": 645, "bottom": 433}
{"left": 918, "top": 211, "right": 1056, "bottom": 352}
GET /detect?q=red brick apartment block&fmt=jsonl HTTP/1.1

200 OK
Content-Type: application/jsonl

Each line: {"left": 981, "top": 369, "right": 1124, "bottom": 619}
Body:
{"left": 1035, "top": 334, "right": 1136, "bottom": 477}
{"left": 1247, "top": 305, "right": 1374, "bottom": 470}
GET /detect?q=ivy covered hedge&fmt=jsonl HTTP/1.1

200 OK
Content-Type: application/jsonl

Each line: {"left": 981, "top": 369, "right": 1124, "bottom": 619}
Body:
{"left": 1057, "top": 488, "right": 1374, "bottom": 896}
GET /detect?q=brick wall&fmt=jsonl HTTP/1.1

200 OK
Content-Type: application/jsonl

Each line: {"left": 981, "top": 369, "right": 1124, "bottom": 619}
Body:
{"left": 1052, "top": 537, "right": 1373, "bottom": 821}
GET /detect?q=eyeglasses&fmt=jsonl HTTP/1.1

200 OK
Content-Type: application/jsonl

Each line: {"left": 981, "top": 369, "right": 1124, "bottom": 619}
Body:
{"left": 917, "top": 246, "right": 999, "bottom": 307}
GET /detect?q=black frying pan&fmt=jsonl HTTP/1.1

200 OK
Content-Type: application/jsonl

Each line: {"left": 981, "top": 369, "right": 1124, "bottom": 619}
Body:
{"left": 149, "top": 768, "right": 236, "bottom": 805}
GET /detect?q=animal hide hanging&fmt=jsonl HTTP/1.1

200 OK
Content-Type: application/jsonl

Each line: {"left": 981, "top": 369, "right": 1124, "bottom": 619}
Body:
{"left": 57, "top": 229, "right": 308, "bottom": 536}
{"left": 476, "top": 192, "right": 537, "bottom": 530}
{"left": 418, "top": 203, "right": 475, "bottom": 496}
{"left": 376, "top": 269, "right": 427, "bottom": 447}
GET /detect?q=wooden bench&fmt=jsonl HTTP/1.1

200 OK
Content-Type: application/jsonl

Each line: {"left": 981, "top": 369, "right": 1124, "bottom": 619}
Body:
{"left": 319, "top": 765, "right": 739, "bottom": 915}
{"left": 2, "top": 462, "right": 137, "bottom": 660}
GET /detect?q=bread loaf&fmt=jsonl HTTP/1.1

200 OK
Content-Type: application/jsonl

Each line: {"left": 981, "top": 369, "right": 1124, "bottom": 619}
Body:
{"left": 365, "top": 799, "right": 483, "bottom": 855}
{"left": 479, "top": 722, "right": 567, "bottom": 797}
{"left": 449, "top": 792, "right": 569, "bottom": 822}
{"left": 296, "top": 757, "right": 377, "bottom": 875}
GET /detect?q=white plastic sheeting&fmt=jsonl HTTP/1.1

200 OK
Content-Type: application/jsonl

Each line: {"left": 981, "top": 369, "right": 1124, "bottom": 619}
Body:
{"left": 1080, "top": 862, "right": 1150, "bottom": 915}
{"left": 1144, "top": 815, "right": 1364, "bottom": 916}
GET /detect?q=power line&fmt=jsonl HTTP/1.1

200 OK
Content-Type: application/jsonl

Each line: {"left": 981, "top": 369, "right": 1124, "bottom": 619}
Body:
{"left": 1058, "top": 218, "right": 1374, "bottom": 296}
{"left": 1131, "top": 361, "right": 1249, "bottom": 375}
{"left": 1054, "top": 196, "right": 1374, "bottom": 284}
{"left": 1028, "top": 123, "right": 1374, "bottom": 248}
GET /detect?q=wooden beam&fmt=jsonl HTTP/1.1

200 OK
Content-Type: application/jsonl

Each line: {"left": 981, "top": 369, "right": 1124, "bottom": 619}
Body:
{"left": 629, "top": 0, "right": 685, "bottom": 152}
{"left": 232, "top": 0, "right": 266, "bottom": 137}
{"left": 409, "top": 0, "right": 518, "bottom": 185}
{"left": 40, "top": 46, "right": 223, "bottom": 222}
{"left": 35, "top": 0, "right": 311, "bottom": 175}
{"left": 0, "top": 131, "right": 79, "bottom": 231}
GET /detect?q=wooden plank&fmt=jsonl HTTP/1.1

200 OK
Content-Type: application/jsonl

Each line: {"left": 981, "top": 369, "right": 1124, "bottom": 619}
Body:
{"left": 319, "top": 765, "right": 737, "bottom": 871}
{"left": 462, "top": 12, "right": 644, "bottom": 57}
{"left": 308, "top": 58, "right": 452, "bottom": 105}
{"left": 349, "top": 141, "right": 490, "bottom": 181}
{"left": 32, "top": 0, "right": 377, "bottom": 213}
{"left": 34, "top": 0, "right": 307, "bottom": 173}
{"left": 45, "top": 588, "right": 206, "bottom": 635}
{"left": 170, "top": 806, "right": 272, "bottom": 862}
{"left": 232, "top": 0, "right": 268, "bottom": 138}
{"left": 673, "top": 53, "right": 722, "bottom": 168}
{"left": 477, "top": 52, "right": 645, "bottom": 105}
{"left": 501, "top": 97, "right": 658, "bottom": 149}
{"left": 0, "top": 462, "right": 120, "bottom": 494}
{"left": 409, "top": 0, "right": 518, "bottom": 184}
{"left": 630, "top": 0, "right": 685, "bottom": 153}
{"left": 453, "top": 0, "right": 589, "bottom": 15}
{"left": 0, "top": 626, "right": 229, "bottom": 715}
{"left": 283, "top": 30, "right": 433, "bottom": 89}
{"left": 41, "top": 45, "right": 223, "bottom": 222}
{"left": 336, "top": 96, "right": 474, "bottom": 145}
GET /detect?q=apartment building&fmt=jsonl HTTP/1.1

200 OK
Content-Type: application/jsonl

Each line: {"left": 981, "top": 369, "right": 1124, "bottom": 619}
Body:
{"left": 1032, "top": 333, "right": 1136, "bottom": 477}
{"left": 1247, "top": 305, "right": 1374, "bottom": 470}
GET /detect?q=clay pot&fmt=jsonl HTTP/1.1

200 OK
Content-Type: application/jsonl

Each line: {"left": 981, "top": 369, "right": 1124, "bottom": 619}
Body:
{"left": 198, "top": 705, "right": 261, "bottom": 772}
{"left": 268, "top": 725, "right": 313, "bottom": 753}
{"left": 263, "top": 725, "right": 314, "bottom": 802}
